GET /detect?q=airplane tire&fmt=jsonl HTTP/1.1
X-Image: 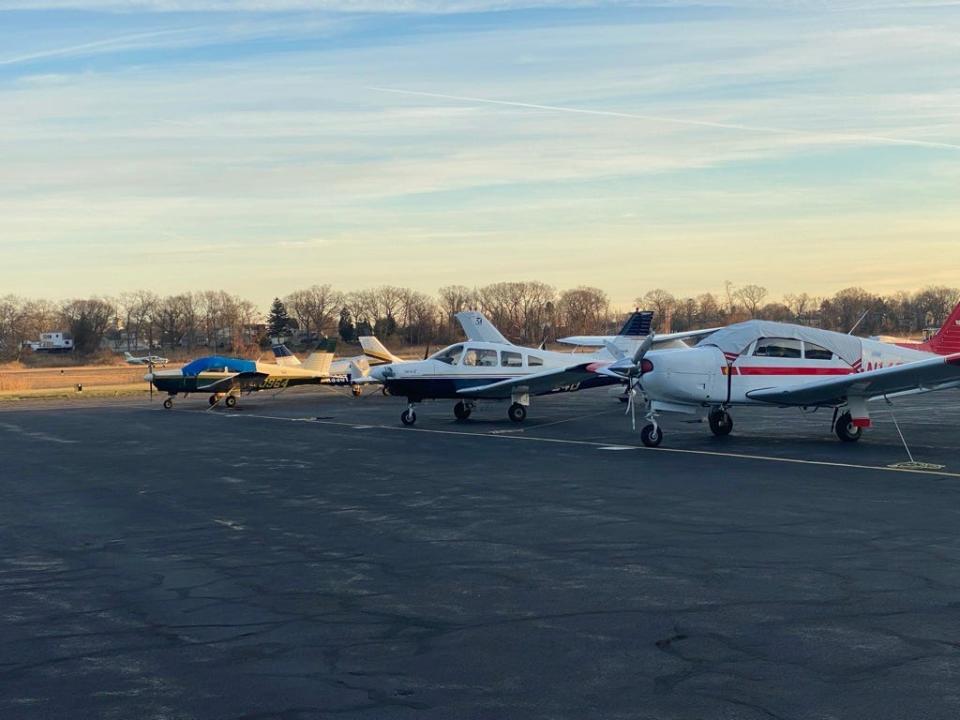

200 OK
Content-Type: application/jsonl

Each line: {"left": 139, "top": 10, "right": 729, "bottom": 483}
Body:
{"left": 835, "top": 412, "right": 862, "bottom": 442}
{"left": 708, "top": 410, "right": 734, "bottom": 437}
{"left": 508, "top": 403, "right": 527, "bottom": 423}
{"left": 401, "top": 409, "right": 416, "bottom": 426}
{"left": 162, "top": 398, "right": 173, "bottom": 410}
{"left": 640, "top": 424, "right": 662, "bottom": 447}
{"left": 225, "top": 395, "right": 237, "bottom": 408}
{"left": 352, "top": 385, "right": 362, "bottom": 397}
{"left": 208, "top": 394, "right": 218, "bottom": 406}
{"left": 453, "top": 401, "right": 471, "bottom": 421}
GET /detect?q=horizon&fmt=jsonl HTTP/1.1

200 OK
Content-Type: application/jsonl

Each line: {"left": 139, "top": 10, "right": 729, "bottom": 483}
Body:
{"left": 2, "top": 2, "right": 958, "bottom": 310}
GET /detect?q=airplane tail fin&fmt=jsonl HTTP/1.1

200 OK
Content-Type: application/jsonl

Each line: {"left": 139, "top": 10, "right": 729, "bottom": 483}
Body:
{"left": 271, "top": 344, "right": 301, "bottom": 366}
{"left": 359, "top": 336, "right": 404, "bottom": 364}
{"left": 455, "top": 311, "right": 512, "bottom": 345}
{"left": 616, "top": 310, "right": 654, "bottom": 338}
{"left": 927, "top": 300, "right": 960, "bottom": 355}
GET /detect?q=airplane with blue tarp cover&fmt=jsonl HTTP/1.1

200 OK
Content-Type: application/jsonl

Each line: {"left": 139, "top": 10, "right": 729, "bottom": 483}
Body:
{"left": 146, "top": 340, "right": 349, "bottom": 408}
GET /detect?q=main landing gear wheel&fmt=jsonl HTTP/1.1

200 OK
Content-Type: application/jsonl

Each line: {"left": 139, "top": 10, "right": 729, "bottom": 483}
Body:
{"left": 352, "top": 385, "right": 362, "bottom": 398}
{"left": 162, "top": 398, "right": 174, "bottom": 410}
{"left": 208, "top": 394, "right": 218, "bottom": 406}
{"left": 508, "top": 403, "right": 527, "bottom": 423}
{"left": 640, "top": 424, "right": 662, "bottom": 447}
{"left": 224, "top": 395, "right": 238, "bottom": 409}
{"left": 401, "top": 409, "right": 417, "bottom": 426}
{"left": 453, "top": 401, "right": 472, "bottom": 421}
{"left": 708, "top": 409, "right": 734, "bottom": 437}
{"left": 835, "top": 412, "right": 862, "bottom": 442}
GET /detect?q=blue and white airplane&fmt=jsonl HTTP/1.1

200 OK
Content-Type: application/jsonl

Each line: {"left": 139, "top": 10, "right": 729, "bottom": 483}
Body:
{"left": 366, "top": 310, "right": 708, "bottom": 425}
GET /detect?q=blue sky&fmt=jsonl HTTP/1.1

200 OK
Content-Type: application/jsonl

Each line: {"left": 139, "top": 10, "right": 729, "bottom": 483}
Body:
{"left": 1, "top": 1, "right": 958, "bottom": 309}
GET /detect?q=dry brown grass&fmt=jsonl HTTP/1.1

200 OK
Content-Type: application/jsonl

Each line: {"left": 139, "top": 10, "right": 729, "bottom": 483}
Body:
{"left": 0, "top": 365, "right": 154, "bottom": 392}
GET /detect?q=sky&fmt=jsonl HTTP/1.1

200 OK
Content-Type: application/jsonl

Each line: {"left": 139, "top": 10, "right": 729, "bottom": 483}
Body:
{"left": 1, "top": 0, "right": 958, "bottom": 310}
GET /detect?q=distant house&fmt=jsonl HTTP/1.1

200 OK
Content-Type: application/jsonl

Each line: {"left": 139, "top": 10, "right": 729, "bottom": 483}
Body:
{"left": 24, "top": 332, "right": 74, "bottom": 354}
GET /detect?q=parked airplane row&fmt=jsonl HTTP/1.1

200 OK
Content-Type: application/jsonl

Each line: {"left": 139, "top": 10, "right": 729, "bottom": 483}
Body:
{"left": 146, "top": 301, "right": 960, "bottom": 446}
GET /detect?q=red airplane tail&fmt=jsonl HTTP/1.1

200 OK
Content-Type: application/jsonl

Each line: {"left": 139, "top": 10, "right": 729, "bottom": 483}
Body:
{"left": 926, "top": 300, "right": 960, "bottom": 355}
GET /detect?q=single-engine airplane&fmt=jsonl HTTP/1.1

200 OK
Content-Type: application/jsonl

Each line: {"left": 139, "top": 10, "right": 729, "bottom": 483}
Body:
{"left": 601, "top": 315, "right": 960, "bottom": 447}
{"left": 124, "top": 351, "right": 168, "bottom": 366}
{"left": 367, "top": 310, "right": 717, "bottom": 425}
{"left": 145, "top": 341, "right": 347, "bottom": 409}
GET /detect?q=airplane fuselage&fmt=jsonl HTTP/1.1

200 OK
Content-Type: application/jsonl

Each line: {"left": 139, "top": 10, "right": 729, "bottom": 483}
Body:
{"left": 640, "top": 328, "right": 934, "bottom": 411}
{"left": 374, "top": 341, "right": 622, "bottom": 402}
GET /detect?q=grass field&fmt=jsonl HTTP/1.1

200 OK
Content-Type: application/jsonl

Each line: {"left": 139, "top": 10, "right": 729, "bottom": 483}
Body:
{"left": 0, "top": 364, "right": 156, "bottom": 398}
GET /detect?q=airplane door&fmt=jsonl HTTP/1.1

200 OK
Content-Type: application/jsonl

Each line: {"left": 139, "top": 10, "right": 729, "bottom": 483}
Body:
{"left": 730, "top": 337, "right": 804, "bottom": 402}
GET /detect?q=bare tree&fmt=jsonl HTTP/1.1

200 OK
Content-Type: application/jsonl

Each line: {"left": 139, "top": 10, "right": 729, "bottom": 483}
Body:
{"left": 286, "top": 284, "right": 343, "bottom": 338}
{"left": 557, "top": 286, "right": 610, "bottom": 336}
{"left": 60, "top": 298, "right": 116, "bottom": 355}
{"left": 438, "top": 285, "right": 477, "bottom": 337}
{"left": 637, "top": 289, "right": 676, "bottom": 332}
{"left": 734, "top": 284, "right": 768, "bottom": 318}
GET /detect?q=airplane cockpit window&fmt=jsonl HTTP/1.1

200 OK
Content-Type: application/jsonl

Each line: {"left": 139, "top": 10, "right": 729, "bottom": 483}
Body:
{"left": 502, "top": 350, "right": 523, "bottom": 368}
{"left": 753, "top": 338, "right": 802, "bottom": 359}
{"left": 527, "top": 354, "right": 544, "bottom": 367}
{"left": 804, "top": 342, "right": 834, "bottom": 360}
{"left": 433, "top": 345, "right": 464, "bottom": 365}
{"left": 462, "top": 348, "right": 498, "bottom": 367}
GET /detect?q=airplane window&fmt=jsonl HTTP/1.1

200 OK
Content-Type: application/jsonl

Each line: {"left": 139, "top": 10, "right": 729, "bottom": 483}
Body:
{"left": 804, "top": 342, "right": 834, "bottom": 360}
{"left": 434, "top": 345, "right": 464, "bottom": 365}
{"left": 502, "top": 351, "right": 523, "bottom": 368}
{"left": 463, "top": 348, "right": 498, "bottom": 367}
{"left": 753, "top": 338, "right": 802, "bottom": 359}
{"left": 527, "top": 354, "right": 544, "bottom": 367}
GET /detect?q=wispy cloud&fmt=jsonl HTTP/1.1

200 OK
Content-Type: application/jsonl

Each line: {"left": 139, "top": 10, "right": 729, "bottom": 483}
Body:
{"left": 369, "top": 87, "right": 960, "bottom": 152}
{"left": 1, "top": 3, "right": 958, "bottom": 304}
{"left": 0, "top": 27, "right": 199, "bottom": 66}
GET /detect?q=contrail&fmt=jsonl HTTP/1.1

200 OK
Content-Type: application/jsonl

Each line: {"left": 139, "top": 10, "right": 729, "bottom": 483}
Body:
{"left": 0, "top": 27, "right": 196, "bottom": 67}
{"left": 369, "top": 86, "right": 960, "bottom": 152}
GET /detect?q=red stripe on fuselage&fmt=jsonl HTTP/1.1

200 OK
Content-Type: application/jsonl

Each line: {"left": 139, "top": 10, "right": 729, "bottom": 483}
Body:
{"left": 731, "top": 366, "right": 854, "bottom": 376}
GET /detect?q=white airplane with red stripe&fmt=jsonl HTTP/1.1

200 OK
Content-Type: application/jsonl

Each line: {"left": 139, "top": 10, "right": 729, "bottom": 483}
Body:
{"left": 606, "top": 312, "right": 960, "bottom": 447}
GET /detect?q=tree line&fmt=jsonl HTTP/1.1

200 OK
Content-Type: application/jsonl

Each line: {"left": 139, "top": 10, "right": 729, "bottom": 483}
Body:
{"left": 0, "top": 282, "right": 957, "bottom": 361}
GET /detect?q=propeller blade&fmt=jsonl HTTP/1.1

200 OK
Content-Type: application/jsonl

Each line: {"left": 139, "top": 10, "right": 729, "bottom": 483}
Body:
{"left": 423, "top": 344, "right": 430, "bottom": 360}
{"left": 603, "top": 340, "right": 625, "bottom": 361}
{"left": 631, "top": 333, "right": 655, "bottom": 364}
{"left": 147, "top": 360, "right": 154, "bottom": 400}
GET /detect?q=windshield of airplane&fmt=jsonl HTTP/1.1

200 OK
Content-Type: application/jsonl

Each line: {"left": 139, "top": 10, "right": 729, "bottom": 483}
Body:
{"left": 182, "top": 356, "right": 256, "bottom": 376}
{"left": 431, "top": 345, "right": 464, "bottom": 365}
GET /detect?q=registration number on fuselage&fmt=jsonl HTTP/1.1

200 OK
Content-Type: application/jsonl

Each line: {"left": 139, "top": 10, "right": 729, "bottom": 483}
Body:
{"left": 260, "top": 377, "right": 289, "bottom": 390}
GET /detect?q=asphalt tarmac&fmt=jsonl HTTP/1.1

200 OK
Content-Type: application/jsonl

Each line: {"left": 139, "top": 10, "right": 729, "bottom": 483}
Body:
{"left": 1, "top": 389, "right": 959, "bottom": 719}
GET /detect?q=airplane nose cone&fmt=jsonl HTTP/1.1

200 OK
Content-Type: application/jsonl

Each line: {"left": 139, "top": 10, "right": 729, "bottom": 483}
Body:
{"left": 144, "top": 372, "right": 154, "bottom": 382}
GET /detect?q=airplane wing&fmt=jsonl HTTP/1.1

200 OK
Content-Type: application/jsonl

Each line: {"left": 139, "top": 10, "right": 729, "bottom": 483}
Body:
{"left": 558, "top": 327, "right": 721, "bottom": 347}
{"left": 747, "top": 353, "right": 960, "bottom": 406}
{"left": 456, "top": 362, "right": 607, "bottom": 399}
{"left": 196, "top": 371, "right": 268, "bottom": 393}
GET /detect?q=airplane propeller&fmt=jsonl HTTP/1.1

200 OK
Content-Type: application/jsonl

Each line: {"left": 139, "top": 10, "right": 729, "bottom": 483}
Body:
{"left": 423, "top": 344, "right": 431, "bottom": 360}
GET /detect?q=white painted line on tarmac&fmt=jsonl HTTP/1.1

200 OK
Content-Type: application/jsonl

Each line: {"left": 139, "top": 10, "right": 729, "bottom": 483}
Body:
{"left": 212, "top": 411, "right": 960, "bottom": 479}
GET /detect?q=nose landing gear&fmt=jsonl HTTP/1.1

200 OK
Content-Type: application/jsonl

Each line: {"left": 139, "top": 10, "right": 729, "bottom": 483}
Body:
{"left": 640, "top": 423, "right": 662, "bottom": 447}
{"left": 401, "top": 403, "right": 417, "bottom": 426}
